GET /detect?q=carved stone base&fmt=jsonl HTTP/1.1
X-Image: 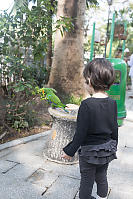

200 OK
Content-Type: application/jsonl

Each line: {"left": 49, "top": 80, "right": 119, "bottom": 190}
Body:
{"left": 43, "top": 104, "right": 79, "bottom": 164}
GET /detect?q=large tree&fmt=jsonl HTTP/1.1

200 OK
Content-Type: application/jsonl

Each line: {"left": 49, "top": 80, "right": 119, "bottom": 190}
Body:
{"left": 48, "top": 0, "right": 87, "bottom": 98}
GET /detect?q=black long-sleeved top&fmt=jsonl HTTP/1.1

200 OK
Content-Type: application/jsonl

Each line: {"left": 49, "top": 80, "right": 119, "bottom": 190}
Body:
{"left": 63, "top": 97, "right": 118, "bottom": 157}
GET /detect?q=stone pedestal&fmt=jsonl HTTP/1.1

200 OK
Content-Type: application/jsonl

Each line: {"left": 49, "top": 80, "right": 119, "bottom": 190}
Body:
{"left": 43, "top": 104, "right": 79, "bottom": 164}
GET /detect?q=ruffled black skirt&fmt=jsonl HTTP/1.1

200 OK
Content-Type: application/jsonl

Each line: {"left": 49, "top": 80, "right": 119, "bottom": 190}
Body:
{"left": 78, "top": 139, "right": 117, "bottom": 165}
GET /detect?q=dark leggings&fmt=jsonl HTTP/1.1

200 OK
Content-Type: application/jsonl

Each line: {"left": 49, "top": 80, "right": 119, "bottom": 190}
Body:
{"left": 79, "top": 157, "right": 108, "bottom": 199}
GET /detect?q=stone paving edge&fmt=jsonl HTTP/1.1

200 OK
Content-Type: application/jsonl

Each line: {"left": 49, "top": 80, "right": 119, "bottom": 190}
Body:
{"left": 0, "top": 130, "right": 51, "bottom": 152}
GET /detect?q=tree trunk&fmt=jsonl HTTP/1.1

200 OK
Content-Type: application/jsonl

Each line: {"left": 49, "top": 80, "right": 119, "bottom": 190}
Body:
{"left": 46, "top": 32, "right": 52, "bottom": 83}
{"left": 48, "top": 0, "right": 86, "bottom": 98}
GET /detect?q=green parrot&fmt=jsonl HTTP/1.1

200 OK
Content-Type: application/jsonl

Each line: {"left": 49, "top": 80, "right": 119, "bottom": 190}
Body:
{"left": 37, "top": 87, "right": 69, "bottom": 113}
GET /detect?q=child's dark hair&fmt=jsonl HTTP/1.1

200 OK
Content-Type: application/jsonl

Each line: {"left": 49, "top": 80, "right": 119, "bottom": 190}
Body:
{"left": 83, "top": 58, "right": 115, "bottom": 91}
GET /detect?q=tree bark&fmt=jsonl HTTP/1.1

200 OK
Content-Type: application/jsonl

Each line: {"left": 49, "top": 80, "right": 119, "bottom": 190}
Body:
{"left": 48, "top": 0, "right": 86, "bottom": 98}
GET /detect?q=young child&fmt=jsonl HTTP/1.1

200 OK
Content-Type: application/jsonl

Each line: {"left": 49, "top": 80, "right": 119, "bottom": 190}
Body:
{"left": 62, "top": 58, "right": 118, "bottom": 199}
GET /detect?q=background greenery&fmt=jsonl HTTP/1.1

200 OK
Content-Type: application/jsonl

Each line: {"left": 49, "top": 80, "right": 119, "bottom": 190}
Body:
{"left": 0, "top": 0, "right": 133, "bottom": 133}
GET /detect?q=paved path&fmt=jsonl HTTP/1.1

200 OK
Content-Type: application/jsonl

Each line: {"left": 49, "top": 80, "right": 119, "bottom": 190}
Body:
{"left": 125, "top": 90, "right": 133, "bottom": 122}
{"left": 0, "top": 91, "right": 133, "bottom": 199}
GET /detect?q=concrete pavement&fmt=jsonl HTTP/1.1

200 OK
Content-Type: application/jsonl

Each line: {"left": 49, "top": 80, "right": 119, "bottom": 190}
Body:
{"left": 0, "top": 91, "right": 133, "bottom": 199}
{"left": 125, "top": 90, "right": 133, "bottom": 122}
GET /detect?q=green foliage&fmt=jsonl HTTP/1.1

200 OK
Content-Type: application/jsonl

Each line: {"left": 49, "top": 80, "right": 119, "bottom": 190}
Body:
{"left": 55, "top": 16, "right": 74, "bottom": 37}
{"left": 127, "top": 66, "right": 131, "bottom": 86}
{"left": 86, "top": 0, "right": 99, "bottom": 8}
{"left": 114, "top": 5, "right": 133, "bottom": 53}
{"left": 0, "top": 4, "right": 53, "bottom": 131}
{"left": 0, "top": 2, "right": 78, "bottom": 131}
{"left": 64, "top": 95, "right": 83, "bottom": 106}
{"left": 84, "top": 39, "right": 105, "bottom": 61}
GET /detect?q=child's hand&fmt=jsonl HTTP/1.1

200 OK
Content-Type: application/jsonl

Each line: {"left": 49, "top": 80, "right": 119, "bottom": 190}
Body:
{"left": 61, "top": 151, "right": 72, "bottom": 160}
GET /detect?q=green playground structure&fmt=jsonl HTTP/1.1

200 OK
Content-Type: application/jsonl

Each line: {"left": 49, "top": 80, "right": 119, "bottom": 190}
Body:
{"left": 90, "top": 13, "right": 128, "bottom": 126}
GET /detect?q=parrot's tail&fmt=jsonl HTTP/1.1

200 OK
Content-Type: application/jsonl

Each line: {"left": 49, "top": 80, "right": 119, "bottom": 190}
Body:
{"left": 58, "top": 103, "right": 69, "bottom": 113}
{"left": 60, "top": 103, "right": 66, "bottom": 108}
{"left": 63, "top": 107, "right": 69, "bottom": 113}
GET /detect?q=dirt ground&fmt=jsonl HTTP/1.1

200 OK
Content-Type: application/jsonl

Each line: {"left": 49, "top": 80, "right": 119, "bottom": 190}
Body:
{"left": 0, "top": 98, "right": 52, "bottom": 144}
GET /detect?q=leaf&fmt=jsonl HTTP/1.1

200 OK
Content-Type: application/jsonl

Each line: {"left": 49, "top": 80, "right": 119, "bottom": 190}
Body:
{"left": 14, "top": 121, "right": 19, "bottom": 129}
{"left": 12, "top": 23, "right": 17, "bottom": 29}
{"left": 22, "top": 121, "right": 29, "bottom": 128}
{"left": 4, "top": 36, "right": 9, "bottom": 44}
{"left": 26, "top": 84, "right": 32, "bottom": 89}
{"left": 14, "top": 87, "right": 20, "bottom": 92}
{"left": 14, "top": 85, "right": 25, "bottom": 92}
{"left": 60, "top": 29, "right": 63, "bottom": 37}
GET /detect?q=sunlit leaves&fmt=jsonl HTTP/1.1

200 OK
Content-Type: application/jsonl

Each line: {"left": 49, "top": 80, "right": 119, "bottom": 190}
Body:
{"left": 55, "top": 16, "right": 74, "bottom": 37}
